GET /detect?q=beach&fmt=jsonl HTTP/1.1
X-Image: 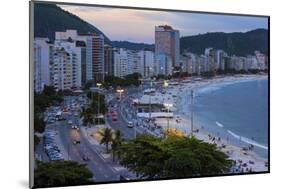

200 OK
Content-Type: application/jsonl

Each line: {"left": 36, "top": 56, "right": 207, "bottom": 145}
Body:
{"left": 154, "top": 74, "right": 269, "bottom": 173}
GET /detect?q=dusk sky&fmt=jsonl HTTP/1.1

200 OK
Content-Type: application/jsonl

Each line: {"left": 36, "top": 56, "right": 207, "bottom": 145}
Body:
{"left": 59, "top": 4, "right": 268, "bottom": 44}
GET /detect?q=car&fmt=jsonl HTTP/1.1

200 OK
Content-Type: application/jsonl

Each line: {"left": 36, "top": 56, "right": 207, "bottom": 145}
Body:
{"left": 73, "top": 140, "right": 81, "bottom": 145}
{"left": 112, "top": 116, "right": 118, "bottom": 122}
{"left": 68, "top": 120, "right": 73, "bottom": 125}
{"left": 127, "top": 121, "right": 134, "bottom": 128}
{"left": 120, "top": 174, "right": 132, "bottom": 181}
{"left": 82, "top": 155, "right": 90, "bottom": 161}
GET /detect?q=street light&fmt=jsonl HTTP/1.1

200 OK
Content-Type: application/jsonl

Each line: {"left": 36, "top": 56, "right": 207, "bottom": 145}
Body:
{"left": 190, "top": 89, "right": 194, "bottom": 137}
{"left": 164, "top": 103, "right": 173, "bottom": 131}
{"left": 163, "top": 80, "right": 169, "bottom": 88}
{"left": 116, "top": 88, "right": 124, "bottom": 101}
{"left": 96, "top": 83, "right": 102, "bottom": 125}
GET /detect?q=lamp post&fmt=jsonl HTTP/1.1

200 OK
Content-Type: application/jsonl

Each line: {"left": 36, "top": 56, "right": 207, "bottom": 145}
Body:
{"left": 190, "top": 89, "right": 194, "bottom": 137}
{"left": 163, "top": 80, "right": 169, "bottom": 88}
{"left": 164, "top": 103, "right": 173, "bottom": 131}
{"left": 116, "top": 88, "right": 124, "bottom": 101}
{"left": 96, "top": 83, "right": 102, "bottom": 125}
{"left": 149, "top": 80, "right": 153, "bottom": 120}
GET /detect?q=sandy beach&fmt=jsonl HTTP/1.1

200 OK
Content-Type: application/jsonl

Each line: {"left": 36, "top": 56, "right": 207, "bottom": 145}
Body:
{"left": 154, "top": 74, "right": 269, "bottom": 173}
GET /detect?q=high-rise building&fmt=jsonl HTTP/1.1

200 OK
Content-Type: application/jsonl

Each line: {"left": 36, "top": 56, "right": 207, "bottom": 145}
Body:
{"left": 50, "top": 40, "right": 82, "bottom": 90}
{"left": 155, "top": 53, "right": 172, "bottom": 76}
{"left": 216, "top": 50, "right": 227, "bottom": 71}
{"left": 138, "top": 49, "right": 155, "bottom": 78}
{"left": 86, "top": 34, "right": 105, "bottom": 82}
{"left": 127, "top": 50, "right": 141, "bottom": 75}
{"left": 155, "top": 25, "right": 180, "bottom": 70}
{"left": 204, "top": 48, "right": 217, "bottom": 73}
{"left": 104, "top": 45, "right": 114, "bottom": 77}
{"left": 76, "top": 41, "right": 87, "bottom": 86}
{"left": 34, "top": 38, "right": 51, "bottom": 92}
{"left": 181, "top": 53, "right": 198, "bottom": 74}
{"left": 114, "top": 48, "right": 128, "bottom": 78}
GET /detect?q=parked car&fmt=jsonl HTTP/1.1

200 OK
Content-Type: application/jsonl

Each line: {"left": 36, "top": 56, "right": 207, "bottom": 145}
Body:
{"left": 127, "top": 121, "right": 134, "bottom": 128}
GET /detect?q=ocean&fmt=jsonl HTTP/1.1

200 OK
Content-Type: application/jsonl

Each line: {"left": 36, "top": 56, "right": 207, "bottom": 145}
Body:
{"left": 187, "top": 78, "right": 268, "bottom": 158}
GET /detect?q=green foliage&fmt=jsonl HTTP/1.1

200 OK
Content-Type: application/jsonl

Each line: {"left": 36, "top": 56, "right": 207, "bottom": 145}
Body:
{"left": 80, "top": 108, "right": 94, "bottom": 127}
{"left": 34, "top": 135, "right": 40, "bottom": 151}
{"left": 34, "top": 161, "right": 93, "bottom": 187}
{"left": 104, "top": 73, "right": 141, "bottom": 88}
{"left": 34, "top": 112, "right": 45, "bottom": 133}
{"left": 119, "top": 135, "right": 233, "bottom": 179}
{"left": 99, "top": 128, "right": 113, "bottom": 153}
{"left": 34, "top": 3, "right": 111, "bottom": 44}
{"left": 111, "top": 130, "right": 124, "bottom": 161}
{"left": 34, "top": 86, "right": 63, "bottom": 113}
{"left": 180, "top": 29, "right": 268, "bottom": 56}
{"left": 112, "top": 41, "right": 154, "bottom": 51}
{"left": 34, "top": 86, "right": 63, "bottom": 133}
{"left": 89, "top": 92, "right": 107, "bottom": 115}
{"left": 94, "top": 118, "right": 105, "bottom": 125}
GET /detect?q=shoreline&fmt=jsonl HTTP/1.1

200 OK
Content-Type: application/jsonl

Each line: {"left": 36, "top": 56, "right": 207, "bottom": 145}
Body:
{"left": 155, "top": 74, "right": 268, "bottom": 172}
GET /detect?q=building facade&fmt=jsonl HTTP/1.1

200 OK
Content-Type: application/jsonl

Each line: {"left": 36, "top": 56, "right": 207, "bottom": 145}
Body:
{"left": 155, "top": 53, "right": 172, "bottom": 76}
{"left": 104, "top": 45, "right": 114, "bottom": 77}
{"left": 86, "top": 34, "right": 105, "bottom": 82}
{"left": 155, "top": 25, "right": 180, "bottom": 70}
{"left": 34, "top": 38, "right": 51, "bottom": 92}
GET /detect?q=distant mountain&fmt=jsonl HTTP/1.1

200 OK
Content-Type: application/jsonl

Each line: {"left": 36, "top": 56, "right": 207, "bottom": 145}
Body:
{"left": 180, "top": 29, "right": 268, "bottom": 56}
{"left": 112, "top": 29, "right": 268, "bottom": 56}
{"left": 33, "top": 3, "right": 268, "bottom": 56}
{"left": 33, "top": 3, "right": 111, "bottom": 44}
{"left": 112, "top": 41, "right": 154, "bottom": 51}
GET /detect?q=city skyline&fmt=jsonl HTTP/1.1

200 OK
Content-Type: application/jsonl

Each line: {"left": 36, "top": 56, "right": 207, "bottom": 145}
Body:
{"left": 59, "top": 4, "right": 268, "bottom": 43}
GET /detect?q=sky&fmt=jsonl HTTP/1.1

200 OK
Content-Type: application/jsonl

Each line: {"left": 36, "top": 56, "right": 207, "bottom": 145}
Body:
{"left": 59, "top": 4, "right": 268, "bottom": 44}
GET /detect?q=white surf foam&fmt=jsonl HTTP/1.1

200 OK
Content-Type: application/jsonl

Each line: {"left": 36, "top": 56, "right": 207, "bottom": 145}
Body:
{"left": 216, "top": 121, "right": 224, "bottom": 128}
{"left": 227, "top": 130, "right": 268, "bottom": 150}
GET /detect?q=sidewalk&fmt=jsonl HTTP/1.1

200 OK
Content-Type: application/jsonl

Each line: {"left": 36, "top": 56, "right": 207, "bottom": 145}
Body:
{"left": 80, "top": 125, "right": 130, "bottom": 173}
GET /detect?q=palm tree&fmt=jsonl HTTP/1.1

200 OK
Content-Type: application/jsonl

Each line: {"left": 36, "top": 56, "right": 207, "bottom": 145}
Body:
{"left": 111, "top": 130, "right": 123, "bottom": 162}
{"left": 99, "top": 128, "right": 113, "bottom": 153}
{"left": 80, "top": 108, "right": 94, "bottom": 127}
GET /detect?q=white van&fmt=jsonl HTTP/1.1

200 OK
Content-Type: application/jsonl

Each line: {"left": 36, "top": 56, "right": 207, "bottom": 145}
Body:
{"left": 127, "top": 121, "right": 134, "bottom": 128}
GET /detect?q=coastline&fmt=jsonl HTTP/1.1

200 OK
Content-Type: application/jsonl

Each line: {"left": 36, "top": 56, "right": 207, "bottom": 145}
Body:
{"left": 155, "top": 74, "right": 268, "bottom": 173}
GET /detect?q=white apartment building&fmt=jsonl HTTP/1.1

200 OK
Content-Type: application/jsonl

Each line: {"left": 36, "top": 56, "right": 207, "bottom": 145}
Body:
{"left": 216, "top": 50, "right": 227, "bottom": 70}
{"left": 34, "top": 38, "right": 51, "bottom": 92}
{"left": 255, "top": 51, "right": 267, "bottom": 70}
{"left": 181, "top": 53, "right": 197, "bottom": 74}
{"left": 114, "top": 48, "right": 128, "bottom": 78}
{"left": 138, "top": 50, "right": 155, "bottom": 78}
{"left": 50, "top": 40, "right": 82, "bottom": 90}
{"left": 127, "top": 50, "right": 141, "bottom": 75}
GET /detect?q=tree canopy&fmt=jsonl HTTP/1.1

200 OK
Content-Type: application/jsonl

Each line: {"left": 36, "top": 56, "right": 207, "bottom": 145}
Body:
{"left": 119, "top": 135, "right": 233, "bottom": 179}
{"left": 104, "top": 73, "right": 141, "bottom": 88}
{"left": 34, "top": 161, "right": 93, "bottom": 188}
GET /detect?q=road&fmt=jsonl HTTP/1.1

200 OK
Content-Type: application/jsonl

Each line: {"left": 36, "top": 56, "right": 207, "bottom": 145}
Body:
{"left": 56, "top": 97, "right": 120, "bottom": 182}
{"left": 37, "top": 89, "right": 142, "bottom": 182}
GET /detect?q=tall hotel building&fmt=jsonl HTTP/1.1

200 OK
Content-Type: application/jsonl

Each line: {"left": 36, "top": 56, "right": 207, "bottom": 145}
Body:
{"left": 104, "top": 45, "right": 114, "bottom": 77}
{"left": 86, "top": 34, "right": 105, "bottom": 82}
{"left": 155, "top": 25, "right": 180, "bottom": 71}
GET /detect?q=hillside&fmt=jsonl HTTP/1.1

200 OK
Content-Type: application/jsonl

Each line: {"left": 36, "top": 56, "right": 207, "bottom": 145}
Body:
{"left": 33, "top": 3, "right": 268, "bottom": 56}
{"left": 112, "top": 29, "right": 268, "bottom": 56}
{"left": 180, "top": 29, "right": 268, "bottom": 56}
{"left": 33, "top": 3, "right": 111, "bottom": 44}
{"left": 112, "top": 41, "right": 154, "bottom": 51}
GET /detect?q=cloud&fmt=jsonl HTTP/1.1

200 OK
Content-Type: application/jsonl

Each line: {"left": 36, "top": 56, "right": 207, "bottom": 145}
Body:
{"left": 58, "top": 4, "right": 268, "bottom": 43}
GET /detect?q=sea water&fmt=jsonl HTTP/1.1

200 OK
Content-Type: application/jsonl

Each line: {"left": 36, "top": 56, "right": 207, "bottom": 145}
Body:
{"left": 191, "top": 78, "right": 268, "bottom": 158}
